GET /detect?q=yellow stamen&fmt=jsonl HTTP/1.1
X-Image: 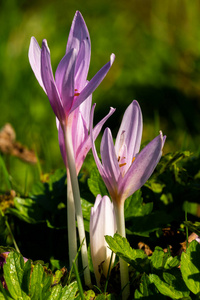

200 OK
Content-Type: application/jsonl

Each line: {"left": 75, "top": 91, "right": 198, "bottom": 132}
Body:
{"left": 119, "top": 162, "right": 126, "bottom": 167}
{"left": 132, "top": 157, "right": 135, "bottom": 163}
{"left": 74, "top": 93, "right": 80, "bottom": 96}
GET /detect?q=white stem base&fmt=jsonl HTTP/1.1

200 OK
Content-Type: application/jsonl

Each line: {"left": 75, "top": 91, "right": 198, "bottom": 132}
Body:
{"left": 114, "top": 202, "right": 130, "bottom": 300}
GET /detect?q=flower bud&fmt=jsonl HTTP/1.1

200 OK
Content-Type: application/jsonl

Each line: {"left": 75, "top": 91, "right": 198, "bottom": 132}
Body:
{"left": 90, "top": 195, "right": 116, "bottom": 286}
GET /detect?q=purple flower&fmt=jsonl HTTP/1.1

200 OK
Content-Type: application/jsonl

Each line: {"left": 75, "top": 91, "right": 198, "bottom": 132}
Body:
{"left": 28, "top": 11, "right": 115, "bottom": 125}
{"left": 90, "top": 100, "right": 166, "bottom": 205}
{"left": 90, "top": 195, "right": 116, "bottom": 286}
{"left": 57, "top": 97, "right": 115, "bottom": 174}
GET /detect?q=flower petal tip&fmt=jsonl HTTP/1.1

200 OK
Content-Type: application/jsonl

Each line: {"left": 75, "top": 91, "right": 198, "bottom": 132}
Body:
{"left": 110, "top": 53, "right": 115, "bottom": 65}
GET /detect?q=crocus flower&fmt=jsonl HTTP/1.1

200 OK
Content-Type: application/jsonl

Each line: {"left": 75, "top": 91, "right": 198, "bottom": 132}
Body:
{"left": 28, "top": 11, "right": 115, "bottom": 126}
{"left": 57, "top": 95, "right": 115, "bottom": 174}
{"left": 90, "top": 100, "right": 166, "bottom": 207}
{"left": 90, "top": 100, "right": 166, "bottom": 299}
{"left": 90, "top": 195, "right": 116, "bottom": 286}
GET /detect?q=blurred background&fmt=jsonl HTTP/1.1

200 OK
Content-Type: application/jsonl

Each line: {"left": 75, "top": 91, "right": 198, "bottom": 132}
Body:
{"left": 1, "top": 0, "right": 200, "bottom": 189}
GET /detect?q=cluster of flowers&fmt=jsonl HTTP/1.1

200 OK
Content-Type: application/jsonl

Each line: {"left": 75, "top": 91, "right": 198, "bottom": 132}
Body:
{"left": 28, "top": 11, "right": 166, "bottom": 299}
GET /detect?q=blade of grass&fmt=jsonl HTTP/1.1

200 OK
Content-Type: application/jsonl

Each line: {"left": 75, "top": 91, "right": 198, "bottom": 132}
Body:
{"left": 0, "top": 155, "right": 12, "bottom": 190}
{"left": 72, "top": 260, "right": 84, "bottom": 300}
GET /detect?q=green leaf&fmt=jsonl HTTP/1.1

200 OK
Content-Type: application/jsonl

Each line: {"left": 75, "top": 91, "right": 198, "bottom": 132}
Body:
{"left": 105, "top": 234, "right": 149, "bottom": 272}
{"left": 80, "top": 198, "right": 93, "bottom": 232}
{"left": 150, "top": 247, "right": 165, "bottom": 270}
{"left": 149, "top": 273, "right": 190, "bottom": 299}
{"left": 124, "top": 189, "right": 153, "bottom": 219}
{"left": 48, "top": 282, "right": 79, "bottom": 300}
{"left": 134, "top": 273, "right": 163, "bottom": 299}
{"left": 7, "top": 197, "right": 44, "bottom": 224}
{"left": 0, "top": 281, "right": 13, "bottom": 299}
{"left": 48, "top": 285, "right": 62, "bottom": 299}
{"left": 30, "top": 264, "right": 51, "bottom": 300}
{"left": 181, "top": 240, "right": 200, "bottom": 294}
{"left": 3, "top": 252, "right": 29, "bottom": 299}
{"left": 87, "top": 167, "right": 108, "bottom": 197}
{"left": 61, "top": 281, "right": 79, "bottom": 299}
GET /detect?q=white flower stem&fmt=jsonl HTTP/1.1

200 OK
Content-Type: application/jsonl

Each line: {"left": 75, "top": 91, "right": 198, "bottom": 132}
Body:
{"left": 114, "top": 201, "right": 130, "bottom": 300}
{"left": 63, "top": 123, "right": 91, "bottom": 287}
{"left": 66, "top": 170, "right": 77, "bottom": 268}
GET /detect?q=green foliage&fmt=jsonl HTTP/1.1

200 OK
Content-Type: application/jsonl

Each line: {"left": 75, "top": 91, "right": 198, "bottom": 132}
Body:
{"left": 181, "top": 240, "right": 200, "bottom": 295}
{"left": 0, "top": 252, "right": 79, "bottom": 299}
{"left": 105, "top": 234, "right": 149, "bottom": 273}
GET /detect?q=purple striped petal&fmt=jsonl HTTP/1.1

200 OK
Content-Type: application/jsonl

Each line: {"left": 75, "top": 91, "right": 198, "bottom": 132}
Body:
{"left": 101, "top": 128, "right": 122, "bottom": 196}
{"left": 115, "top": 100, "right": 143, "bottom": 172}
{"left": 56, "top": 48, "right": 77, "bottom": 115}
{"left": 70, "top": 54, "right": 115, "bottom": 114}
{"left": 66, "top": 11, "right": 91, "bottom": 55}
{"left": 76, "top": 105, "right": 115, "bottom": 174}
{"left": 28, "top": 37, "right": 46, "bottom": 92}
{"left": 119, "top": 132, "right": 165, "bottom": 203}
{"left": 90, "top": 104, "right": 115, "bottom": 194}
{"left": 75, "top": 40, "right": 91, "bottom": 91}
{"left": 41, "top": 40, "right": 65, "bottom": 122}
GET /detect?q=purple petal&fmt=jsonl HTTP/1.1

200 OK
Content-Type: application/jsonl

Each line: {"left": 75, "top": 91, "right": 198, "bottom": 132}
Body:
{"left": 70, "top": 54, "right": 115, "bottom": 113}
{"left": 100, "top": 128, "right": 122, "bottom": 197}
{"left": 75, "top": 40, "right": 91, "bottom": 91}
{"left": 115, "top": 100, "right": 143, "bottom": 171}
{"left": 79, "top": 91, "right": 92, "bottom": 130}
{"left": 55, "top": 48, "right": 77, "bottom": 115}
{"left": 119, "top": 132, "right": 165, "bottom": 203}
{"left": 76, "top": 105, "right": 115, "bottom": 174}
{"left": 28, "top": 37, "right": 46, "bottom": 92}
{"left": 66, "top": 11, "right": 91, "bottom": 55}
{"left": 41, "top": 40, "right": 65, "bottom": 122}
{"left": 90, "top": 104, "right": 114, "bottom": 193}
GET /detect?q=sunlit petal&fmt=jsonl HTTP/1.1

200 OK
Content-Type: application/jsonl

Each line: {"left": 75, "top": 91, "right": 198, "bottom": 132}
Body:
{"left": 41, "top": 40, "right": 65, "bottom": 122}
{"left": 115, "top": 100, "right": 143, "bottom": 171}
{"left": 119, "top": 132, "right": 165, "bottom": 202}
{"left": 70, "top": 54, "right": 115, "bottom": 113}
{"left": 28, "top": 37, "right": 46, "bottom": 92}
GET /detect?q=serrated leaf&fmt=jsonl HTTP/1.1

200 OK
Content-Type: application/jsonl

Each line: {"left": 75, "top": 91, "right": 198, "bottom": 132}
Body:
{"left": 149, "top": 273, "right": 190, "bottom": 299}
{"left": 164, "top": 256, "right": 180, "bottom": 270}
{"left": 87, "top": 167, "right": 108, "bottom": 197}
{"left": 124, "top": 190, "right": 153, "bottom": 219}
{"left": 61, "top": 281, "right": 79, "bottom": 299}
{"left": 30, "top": 264, "right": 51, "bottom": 300}
{"left": 150, "top": 247, "right": 165, "bottom": 270}
{"left": 3, "top": 252, "right": 29, "bottom": 299}
{"left": 48, "top": 285, "right": 62, "bottom": 299}
{"left": 181, "top": 240, "right": 200, "bottom": 294}
{"left": 105, "top": 234, "right": 149, "bottom": 272}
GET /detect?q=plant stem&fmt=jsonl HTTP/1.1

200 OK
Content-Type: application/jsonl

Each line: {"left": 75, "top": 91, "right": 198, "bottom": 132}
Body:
{"left": 67, "top": 170, "right": 77, "bottom": 268}
{"left": 63, "top": 123, "right": 91, "bottom": 287}
{"left": 114, "top": 201, "right": 130, "bottom": 300}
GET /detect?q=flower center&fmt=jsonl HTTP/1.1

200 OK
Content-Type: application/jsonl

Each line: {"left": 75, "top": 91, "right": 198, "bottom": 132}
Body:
{"left": 118, "top": 156, "right": 135, "bottom": 168}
